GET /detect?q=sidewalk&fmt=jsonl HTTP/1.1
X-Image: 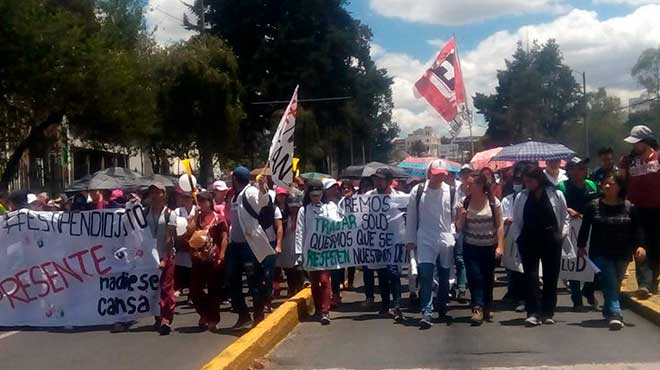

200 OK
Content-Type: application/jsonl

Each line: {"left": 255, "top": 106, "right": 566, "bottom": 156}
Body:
{"left": 621, "top": 263, "right": 660, "bottom": 326}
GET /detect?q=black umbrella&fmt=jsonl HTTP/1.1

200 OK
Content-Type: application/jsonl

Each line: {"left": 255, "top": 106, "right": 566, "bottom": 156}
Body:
{"left": 66, "top": 167, "right": 143, "bottom": 192}
{"left": 341, "top": 161, "right": 410, "bottom": 179}
{"left": 139, "top": 174, "right": 177, "bottom": 189}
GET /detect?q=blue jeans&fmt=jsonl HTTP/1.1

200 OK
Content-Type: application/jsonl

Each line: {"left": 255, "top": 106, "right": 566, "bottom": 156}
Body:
{"left": 464, "top": 243, "right": 497, "bottom": 308}
{"left": 454, "top": 234, "right": 467, "bottom": 292}
{"left": 593, "top": 256, "right": 628, "bottom": 318}
{"left": 226, "top": 243, "right": 267, "bottom": 320}
{"left": 418, "top": 257, "right": 450, "bottom": 319}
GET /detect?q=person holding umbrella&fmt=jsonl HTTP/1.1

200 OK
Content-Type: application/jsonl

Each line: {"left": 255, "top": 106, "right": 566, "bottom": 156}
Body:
{"left": 510, "top": 165, "right": 569, "bottom": 327}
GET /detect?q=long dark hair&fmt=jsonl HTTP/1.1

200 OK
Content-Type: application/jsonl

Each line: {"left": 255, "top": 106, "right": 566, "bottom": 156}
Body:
{"left": 522, "top": 164, "right": 551, "bottom": 190}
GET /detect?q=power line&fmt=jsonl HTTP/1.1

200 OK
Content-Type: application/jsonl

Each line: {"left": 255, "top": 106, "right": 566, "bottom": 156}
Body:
{"left": 151, "top": 6, "right": 184, "bottom": 23}
{"left": 250, "top": 96, "right": 352, "bottom": 105}
{"left": 609, "top": 95, "right": 660, "bottom": 113}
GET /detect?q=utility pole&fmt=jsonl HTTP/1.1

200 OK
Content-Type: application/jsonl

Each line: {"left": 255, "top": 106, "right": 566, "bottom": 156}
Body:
{"left": 583, "top": 72, "right": 589, "bottom": 158}
{"left": 200, "top": 0, "right": 205, "bottom": 34}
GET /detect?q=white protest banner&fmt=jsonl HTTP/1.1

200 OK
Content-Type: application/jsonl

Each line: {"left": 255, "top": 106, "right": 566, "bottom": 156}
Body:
{"left": 0, "top": 206, "right": 159, "bottom": 327}
{"left": 560, "top": 218, "right": 597, "bottom": 282}
{"left": 268, "top": 85, "right": 298, "bottom": 188}
{"left": 502, "top": 224, "right": 524, "bottom": 273}
{"left": 302, "top": 194, "right": 410, "bottom": 271}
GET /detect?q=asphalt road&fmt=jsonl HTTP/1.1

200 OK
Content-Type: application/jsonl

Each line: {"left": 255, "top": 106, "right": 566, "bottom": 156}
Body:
{"left": 0, "top": 297, "right": 249, "bottom": 370}
{"left": 266, "top": 271, "right": 660, "bottom": 370}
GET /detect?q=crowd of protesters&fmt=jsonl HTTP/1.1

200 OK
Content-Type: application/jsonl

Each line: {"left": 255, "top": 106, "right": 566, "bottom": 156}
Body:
{"left": 1, "top": 125, "right": 659, "bottom": 333}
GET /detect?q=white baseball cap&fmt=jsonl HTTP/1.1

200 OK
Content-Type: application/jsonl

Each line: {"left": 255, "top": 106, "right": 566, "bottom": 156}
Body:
{"left": 211, "top": 180, "right": 228, "bottom": 192}
{"left": 322, "top": 178, "right": 338, "bottom": 191}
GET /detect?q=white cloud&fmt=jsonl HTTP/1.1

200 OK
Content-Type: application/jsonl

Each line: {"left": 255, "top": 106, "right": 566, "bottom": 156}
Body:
{"left": 145, "top": 0, "right": 197, "bottom": 45}
{"left": 427, "top": 39, "right": 446, "bottom": 48}
{"left": 374, "top": 5, "right": 660, "bottom": 138}
{"left": 594, "top": 0, "right": 660, "bottom": 4}
{"left": 368, "top": 0, "right": 570, "bottom": 25}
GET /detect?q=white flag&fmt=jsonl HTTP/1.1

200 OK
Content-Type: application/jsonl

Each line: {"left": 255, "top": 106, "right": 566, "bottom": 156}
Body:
{"left": 268, "top": 85, "right": 298, "bottom": 188}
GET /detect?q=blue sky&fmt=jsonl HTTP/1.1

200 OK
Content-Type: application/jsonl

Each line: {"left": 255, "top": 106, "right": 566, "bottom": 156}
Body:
{"left": 146, "top": 0, "right": 660, "bottom": 137}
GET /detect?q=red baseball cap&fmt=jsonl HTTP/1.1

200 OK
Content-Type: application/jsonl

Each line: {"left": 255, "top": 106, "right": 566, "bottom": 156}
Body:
{"left": 428, "top": 159, "right": 449, "bottom": 176}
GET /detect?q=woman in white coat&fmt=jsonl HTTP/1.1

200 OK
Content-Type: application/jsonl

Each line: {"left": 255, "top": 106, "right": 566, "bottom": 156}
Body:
{"left": 510, "top": 164, "right": 569, "bottom": 327}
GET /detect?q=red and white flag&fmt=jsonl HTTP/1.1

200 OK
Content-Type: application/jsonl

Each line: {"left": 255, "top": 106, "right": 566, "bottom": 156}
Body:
{"left": 268, "top": 85, "right": 298, "bottom": 187}
{"left": 414, "top": 37, "right": 467, "bottom": 136}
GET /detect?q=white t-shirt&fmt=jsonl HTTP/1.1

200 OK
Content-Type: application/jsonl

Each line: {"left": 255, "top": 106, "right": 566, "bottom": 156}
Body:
{"left": 544, "top": 168, "right": 567, "bottom": 186}
{"left": 265, "top": 206, "right": 283, "bottom": 242}
{"left": 145, "top": 206, "right": 177, "bottom": 260}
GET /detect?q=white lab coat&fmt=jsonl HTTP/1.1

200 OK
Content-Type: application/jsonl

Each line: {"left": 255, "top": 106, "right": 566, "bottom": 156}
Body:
{"left": 236, "top": 185, "right": 275, "bottom": 262}
{"left": 510, "top": 187, "right": 570, "bottom": 247}
{"left": 405, "top": 181, "right": 455, "bottom": 268}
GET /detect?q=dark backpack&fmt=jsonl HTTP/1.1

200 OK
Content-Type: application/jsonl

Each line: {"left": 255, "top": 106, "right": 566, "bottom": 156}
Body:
{"left": 242, "top": 187, "right": 275, "bottom": 230}
{"left": 463, "top": 195, "right": 500, "bottom": 229}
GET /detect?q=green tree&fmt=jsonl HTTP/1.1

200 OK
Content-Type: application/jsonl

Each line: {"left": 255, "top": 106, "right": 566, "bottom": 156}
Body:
{"left": 561, "top": 88, "right": 628, "bottom": 159}
{"left": 152, "top": 34, "right": 244, "bottom": 183}
{"left": 632, "top": 46, "right": 660, "bottom": 98}
{"left": 0, "top": 0, "right": 157, "bottom": 189}
{"left": 205, "top": 0, "right": 397, "bottom": 171}
{"left": 474, "top": 40, "right": 581, "bottom": 147}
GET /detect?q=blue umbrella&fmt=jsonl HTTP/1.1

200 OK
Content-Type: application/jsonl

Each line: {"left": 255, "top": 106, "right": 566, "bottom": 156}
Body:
{"left": 492, "top": 141, "right": 576, "bottom": 162}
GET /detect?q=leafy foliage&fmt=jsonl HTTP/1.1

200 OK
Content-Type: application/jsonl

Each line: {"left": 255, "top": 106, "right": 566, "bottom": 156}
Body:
{"left": 474, "top": 40, "right": 581, "bottom": 147}
{"left": 632, "top": 46, "right": 660, "bottom": 97}
{"left": 205, "top": 0, "right": 398, "bottom": 171}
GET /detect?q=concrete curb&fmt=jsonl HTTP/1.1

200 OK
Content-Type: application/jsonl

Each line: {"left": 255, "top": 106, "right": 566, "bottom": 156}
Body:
{"left": 201, "top": 288, "right": 314, "bottom": 370}
{"left": 621, "top": 264, "right": 660, "bottom": 326}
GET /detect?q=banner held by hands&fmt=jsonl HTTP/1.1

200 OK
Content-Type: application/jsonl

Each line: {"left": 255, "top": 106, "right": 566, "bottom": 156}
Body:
{"left": 268, "top": 85, "right": 299, "bottom": 188}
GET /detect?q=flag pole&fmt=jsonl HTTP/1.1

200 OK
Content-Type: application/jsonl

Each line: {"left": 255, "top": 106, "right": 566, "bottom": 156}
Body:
{"left": 453, "top": 33, "right": 475, "bottom": 158}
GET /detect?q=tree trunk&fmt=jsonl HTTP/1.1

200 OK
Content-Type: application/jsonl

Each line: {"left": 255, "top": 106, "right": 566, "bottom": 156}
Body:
{"left": 198, "top": 146, "right": 214, "bottom": 188}
{"left": 1, "top": 111, "right": 64, "bottom": 191}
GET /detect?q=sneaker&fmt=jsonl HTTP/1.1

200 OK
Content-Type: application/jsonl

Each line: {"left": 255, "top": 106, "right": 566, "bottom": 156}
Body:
{"left": 637, "top": 287, "right": 651, "bottom": 300}
{"left": 608, "top": 318, "right": 624, "bottom": 330}
{"left": 420, "top": 316, "right": 433, "bottom": 329}
{"left": 525, "top": 316, "right": 541, "bottom": 327}
{"left": 393, "top": 308, "right": 404, "bottom": 322}
{"left": 456, "top": 290, "right": 468, "bottom": 304}
{"left": 159, "top": 323, "right": 172, "bottom": 335}
{"left": 198, "top": 319, "right": 209, "bottom": 331}
{"left": 515, "top": 302, "right": 526, "bottom": 313}
{"left": 470, "top": 307, "right": 483, "bottom": 326}
{"left": 320, "top": 313, "right": 331, "bottom": 325}
{"left": 378, "top": 307, "right": 390, "bottom": 315}
{"left": 542, "top": 317, "right": 555, "bottom": 325}
{"left": 153, "top": 318, "right": 161, "bottom": 331}
{"left": 231, "top": 315, "right": 253, "bottom": 331}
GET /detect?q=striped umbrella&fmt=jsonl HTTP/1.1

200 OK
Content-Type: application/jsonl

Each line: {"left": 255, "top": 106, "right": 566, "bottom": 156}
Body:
{"left": 492, "top": 141, "right": 576, "bottom": 162}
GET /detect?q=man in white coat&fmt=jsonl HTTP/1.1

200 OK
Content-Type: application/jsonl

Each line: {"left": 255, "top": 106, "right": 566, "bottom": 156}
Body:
{"left": 227, "top": 166, "right": 276, "bottom": 329}
{"left": 406, "top": 159, "right": 455, "bottom": 329}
